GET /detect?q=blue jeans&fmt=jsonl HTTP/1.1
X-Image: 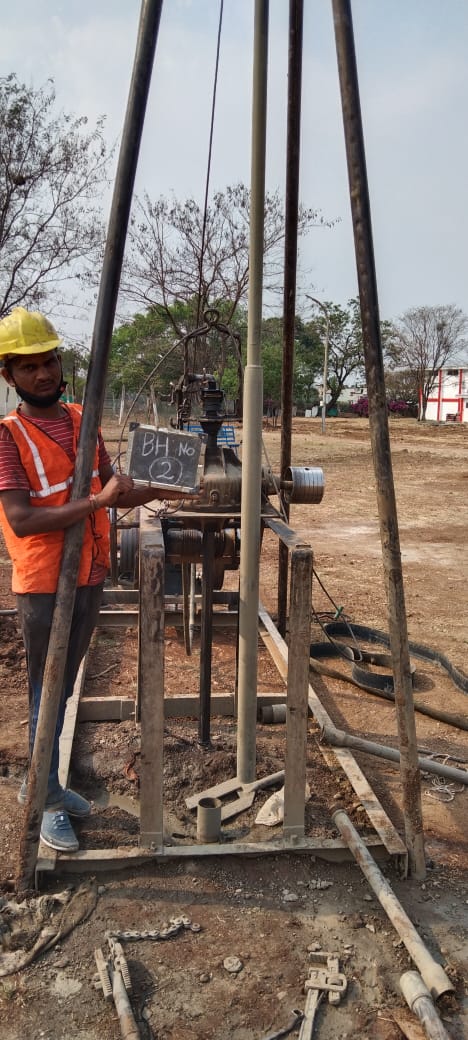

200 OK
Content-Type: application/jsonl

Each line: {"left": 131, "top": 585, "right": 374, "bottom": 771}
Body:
{"left": 16, "top": 585, "right": 103, "bottom": 806}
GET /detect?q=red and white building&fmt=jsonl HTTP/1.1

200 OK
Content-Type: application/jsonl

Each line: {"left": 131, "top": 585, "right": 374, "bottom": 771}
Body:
{"left": 425, "top": 366, "right": 468, "bottom": 423}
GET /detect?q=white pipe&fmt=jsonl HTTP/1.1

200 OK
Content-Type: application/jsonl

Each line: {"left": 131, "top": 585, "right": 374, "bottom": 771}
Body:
{"left": 237, "top": 0, "right": 269, "bottom": 784}
{"left": 400, "top": 972, "right": 453, "bottom": 1040}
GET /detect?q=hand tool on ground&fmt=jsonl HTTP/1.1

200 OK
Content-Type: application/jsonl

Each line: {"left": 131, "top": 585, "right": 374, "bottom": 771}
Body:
{"left": 94, "top": 936, "right": 141, "bottom": 1040}
{"left": 185, "top": 769, "right": 285, "bottom": 821}
{"left": 298, "top": 951, "right": 347, "bottom": 1039}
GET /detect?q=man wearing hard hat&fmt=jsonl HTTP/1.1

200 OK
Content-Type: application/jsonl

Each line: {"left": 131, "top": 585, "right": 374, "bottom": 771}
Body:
{"left": 0, "top": 307, "right": 178, "bottom": 852}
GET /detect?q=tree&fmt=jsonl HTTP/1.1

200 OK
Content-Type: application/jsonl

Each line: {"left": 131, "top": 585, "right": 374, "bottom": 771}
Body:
{"left": 384, "top": 367, "right": 419, "bottom": 410}
{"left": 305, "top": 298, "right": 395, "bottom": 414}
{"left": 109, "top": 308, "right": 189, "bottom": 396}
{"left": 108, "top": 306, "right": 322, "bottom": 420}
{"left": 305, "top": 299, "right": 365, "bottom": 412}
{"left": 0, "top": 74, "right": 109, "bottom": 317}
{"left": 121, "top": 184, "right": 331, "bottom": 339}
{"left": 109, "top": 302, "right": 245, "bottom": 412}
{"left": 292, "top": 316, "right": 322, "bottom": 409}
{"left": 387, "top": 305, "right": 468, "bottom": 420}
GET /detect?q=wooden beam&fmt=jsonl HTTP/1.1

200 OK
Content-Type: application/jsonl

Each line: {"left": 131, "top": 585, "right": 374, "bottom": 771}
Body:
{"left": 36, "top": 834, "right": 391, "bottom": 879}
{"left": 284, "top": 547, "right": 313, "bottom": 841}
{"left": 138, "top": 513, "right": 165, "bottom": 848}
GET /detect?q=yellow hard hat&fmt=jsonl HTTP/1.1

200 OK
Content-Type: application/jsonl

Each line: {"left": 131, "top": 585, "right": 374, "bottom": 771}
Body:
{"left": 0, "top": 307, "right": 61, "bottom": 360}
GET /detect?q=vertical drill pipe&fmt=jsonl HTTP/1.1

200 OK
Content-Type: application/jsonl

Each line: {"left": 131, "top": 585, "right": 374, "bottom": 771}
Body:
{"left": 237, "top": 0, "right": 269, "bottom": 784}
{"left": 332, "top": 0, "right": 426, "bottom": 878}
{"left": 182, "top": 562, "right": 191, "bottom": 655}
{"left": 16, "top": 0, "right": 164, "bottom": 894}
{"left": 333, "top": 810, "right": 453, "bottom": 1001}
{"left": 199, "top": 530, "right": 216, "bottom": 746}
{"left": 278, "top": 0, "right": 304, "bottom": 636}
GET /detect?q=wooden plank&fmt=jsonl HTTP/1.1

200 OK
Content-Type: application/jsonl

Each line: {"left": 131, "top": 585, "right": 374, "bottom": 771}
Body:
{"left": 165, "top": 611, "right": 239, "bottom": 629}
{"left": 58, "top": 656, "right": 87, "bottom": 787}
{"left": 258, "top": 602, "right": 407, "bottom": 859}
{"left": 78, "top": 697, "right": 136, "bottom": 722}
{"left": 264, "top": 517, "right": 305, "bottom": 552}
{"left": 37, "top": 835, "right": 391, "bottom": 878}
{"left": 77, "top": 691, "right": 288, "bottom": 723}
{"left": 320, "top": 747, "right": 407, "bottom": 858}
{"left": 284, "top": 547, "right": 313, "bottom": 841}
{"left": 98, "top": 609, "right": 139, "bottom": 627}
{"left": 101, "top": 589, "right": 139, "bottom": 604}
{"left": 138, "top": 513, "right": 165, "bottom": 848}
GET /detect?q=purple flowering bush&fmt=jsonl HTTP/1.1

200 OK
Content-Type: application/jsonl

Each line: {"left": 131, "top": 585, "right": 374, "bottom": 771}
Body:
{"left": 350, "top": 397, "right": 413, "bottom": 417}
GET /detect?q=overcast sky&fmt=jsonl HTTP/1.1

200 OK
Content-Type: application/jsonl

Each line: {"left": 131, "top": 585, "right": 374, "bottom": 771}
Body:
{"left": 2, "top": 0, "right": 467, "bottom": 344}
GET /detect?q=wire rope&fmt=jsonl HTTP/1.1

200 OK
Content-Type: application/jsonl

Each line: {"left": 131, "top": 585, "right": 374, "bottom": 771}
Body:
{"left": 195, "top": 0, "right": 224, "bottom": 334}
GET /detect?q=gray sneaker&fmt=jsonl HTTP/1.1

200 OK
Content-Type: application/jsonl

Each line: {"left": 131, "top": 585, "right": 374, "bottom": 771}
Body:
{"left": 18, "top": 780, "right": 91, "bottom": 818}
{"left": 40, "top": 810, "right": 79, "bottom": 852}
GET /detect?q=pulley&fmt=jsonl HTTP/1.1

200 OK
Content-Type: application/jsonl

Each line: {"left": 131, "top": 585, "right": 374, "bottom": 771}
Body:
{"left": 282, "top": 466, "right": 325, "bottom": 505}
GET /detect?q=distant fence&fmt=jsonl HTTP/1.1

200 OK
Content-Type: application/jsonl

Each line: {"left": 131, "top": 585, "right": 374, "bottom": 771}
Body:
{"left": 101, "top": 390, "right": 175, "bottom": 427}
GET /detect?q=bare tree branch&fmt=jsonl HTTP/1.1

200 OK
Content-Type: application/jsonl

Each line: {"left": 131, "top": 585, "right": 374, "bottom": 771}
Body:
{"left": 388, "top": 305, "right": 468, "bottom": 419}
{"left": 0, "top": 74, "right": 110, "bottom": 317}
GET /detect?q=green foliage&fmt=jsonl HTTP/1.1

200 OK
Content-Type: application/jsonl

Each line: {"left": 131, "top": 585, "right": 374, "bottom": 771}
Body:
{"left": 258, "top": 315, "right": 322, "bottom": 407}
{"left": 109, "top": 309, "right": 184, "bottom": 395}
{"left": 302, "top": 298, "right": 393, "bottom": 411}
{"left": 109, "top": 301, "right": 245, "bottom": 406}
{"left": 109, "top": 303, "right": 325, "bottom": 413}
{"left": 302, "top": 298, "right": 364, "bottom": 411}
{"left": 59, "top": 344, "right": 90, "bottom": 399}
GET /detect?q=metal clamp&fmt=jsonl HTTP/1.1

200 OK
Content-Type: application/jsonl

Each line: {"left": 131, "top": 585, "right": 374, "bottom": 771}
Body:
{"left": 304, "top": 968, "right": 347, "bottom": 996}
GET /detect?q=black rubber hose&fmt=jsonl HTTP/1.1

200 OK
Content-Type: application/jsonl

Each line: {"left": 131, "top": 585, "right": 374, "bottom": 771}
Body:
{"left": 309, "top": 623, "right": 468, "bottom": 732}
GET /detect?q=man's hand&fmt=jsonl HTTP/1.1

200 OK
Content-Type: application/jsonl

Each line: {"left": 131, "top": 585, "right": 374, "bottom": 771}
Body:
{"left": 94, "top": 473, "right": 134, "bottom": 509}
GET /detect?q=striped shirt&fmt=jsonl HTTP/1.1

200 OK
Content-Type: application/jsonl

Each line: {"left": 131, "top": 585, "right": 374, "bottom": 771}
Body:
{"left": 0, "top": 409, "right": 112, "bottom": 585}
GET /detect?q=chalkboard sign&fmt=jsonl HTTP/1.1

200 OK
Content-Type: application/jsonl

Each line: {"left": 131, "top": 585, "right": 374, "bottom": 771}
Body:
{"left": 125, "top": 424, "right": 202, "bottom": 492}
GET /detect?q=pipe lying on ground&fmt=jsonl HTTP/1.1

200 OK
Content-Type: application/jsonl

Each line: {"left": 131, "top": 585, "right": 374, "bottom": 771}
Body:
{"left": 400, "top": 972, "right": 452, "bottom": 1040}
{"left": 332, "top": 809, "right": 454, "bottom": 1001}
{"left": 324, "top": 725, "right": 468, "bottom": 786}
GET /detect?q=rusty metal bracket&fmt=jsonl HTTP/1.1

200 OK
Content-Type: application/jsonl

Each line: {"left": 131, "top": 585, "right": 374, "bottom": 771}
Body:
{"left": 185, "top": 769, "right": 285, "bottom": 821}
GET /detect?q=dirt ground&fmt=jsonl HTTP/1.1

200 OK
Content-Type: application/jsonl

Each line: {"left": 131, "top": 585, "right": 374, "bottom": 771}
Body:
{"left": 0, "top": 416, "right": 467, "bottom": 1040}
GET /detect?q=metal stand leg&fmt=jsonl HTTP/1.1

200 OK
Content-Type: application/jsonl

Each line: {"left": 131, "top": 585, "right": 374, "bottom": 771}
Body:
{"left": 199, "top": 529, "right": 215, "bottom": 747}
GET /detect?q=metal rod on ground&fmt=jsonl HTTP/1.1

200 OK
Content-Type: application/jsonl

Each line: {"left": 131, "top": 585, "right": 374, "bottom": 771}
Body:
{"left": 332, "top": 810, "right": 453, "bottom": 1001}
{"left": 16, "top": 0, "right": 164, "bottom": 895}
{"left": 237, "top": 0, "right": 269, "bottom": 785}
{"left": 278, "top": 0, "right": 304, "bottom": 637}
{"left": 332, "top": 0, "right": 426, "bottom": 879}
{"left": 400, "top": 972, "right": 452, "bottom": 1040}
{"left": 112, "top": 970, "right": 141, "bottom": 1040}
{"left": 323, "top": 725, "right": 468, "bottom": 786}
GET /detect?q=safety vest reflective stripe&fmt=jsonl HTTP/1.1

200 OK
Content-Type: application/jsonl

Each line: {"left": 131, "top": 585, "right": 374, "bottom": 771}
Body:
{"left": 5, "top": 415, "right": 49, "bottom": 492}
{"left": 3, "top": 414, "right": 99, "bottom": 497}
{"left": 30, "top": 475, "right": 74, "bottom": 498}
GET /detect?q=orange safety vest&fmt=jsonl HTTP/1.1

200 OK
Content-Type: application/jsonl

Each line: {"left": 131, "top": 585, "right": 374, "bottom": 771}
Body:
{"left": 0, "top": 404, "right": 110, "bottom": 594}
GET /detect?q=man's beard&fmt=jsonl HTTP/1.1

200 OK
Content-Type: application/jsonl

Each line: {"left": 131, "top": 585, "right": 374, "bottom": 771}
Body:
{"left": 14, "top": 368, "right": 67, "bottom": 409}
